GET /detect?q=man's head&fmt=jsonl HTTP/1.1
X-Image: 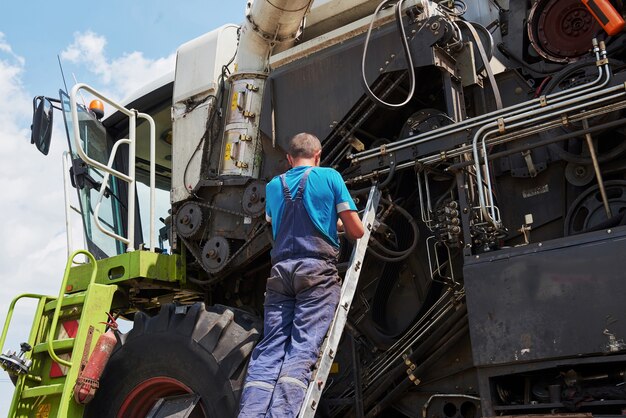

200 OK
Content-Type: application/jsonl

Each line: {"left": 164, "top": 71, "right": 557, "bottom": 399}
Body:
{"left": 287, "top": 132, "right": 322, "bottom": 167}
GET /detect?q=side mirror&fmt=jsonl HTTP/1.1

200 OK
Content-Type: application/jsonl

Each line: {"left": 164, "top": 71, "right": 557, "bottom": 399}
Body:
{"left": 31, "top": 96, "right": 55, "bottom": 155}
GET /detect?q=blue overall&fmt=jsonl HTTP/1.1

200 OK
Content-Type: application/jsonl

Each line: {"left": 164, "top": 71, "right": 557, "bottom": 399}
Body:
{"left": 238, "top": 168, "right": 341, "bottom": 418}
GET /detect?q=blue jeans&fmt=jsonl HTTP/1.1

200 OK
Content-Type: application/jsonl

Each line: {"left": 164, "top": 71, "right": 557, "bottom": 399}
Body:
{"left": 238, "top": 258, "right": 341, "bottom": 418}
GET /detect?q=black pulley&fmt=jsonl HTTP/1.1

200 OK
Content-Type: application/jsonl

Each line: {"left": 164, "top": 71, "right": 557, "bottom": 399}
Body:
{"left": 564, "top": 180, "right": 626, "bottom": 235}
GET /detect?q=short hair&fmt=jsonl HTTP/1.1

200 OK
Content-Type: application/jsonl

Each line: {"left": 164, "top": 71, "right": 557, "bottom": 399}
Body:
{"left": 288, "top": 132, "right": 322, "bottom": 159}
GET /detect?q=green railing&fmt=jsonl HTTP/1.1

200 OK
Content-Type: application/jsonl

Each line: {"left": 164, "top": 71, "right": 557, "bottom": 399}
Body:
{"left": 0, "top": 250, "right": 97, "bottom": 369}
{"left": 46, "top": 250, "right": 98, "bottom": 367}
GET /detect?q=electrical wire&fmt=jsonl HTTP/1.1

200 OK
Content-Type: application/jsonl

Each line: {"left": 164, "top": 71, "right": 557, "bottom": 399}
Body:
{"left": 181, "top": 45, "right": 238, "bottom": 195}
{"left": 361, "top": 0, "right": 416, "bottom": 109}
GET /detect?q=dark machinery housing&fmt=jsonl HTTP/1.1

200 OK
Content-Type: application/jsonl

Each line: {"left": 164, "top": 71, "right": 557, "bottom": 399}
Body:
{"left": 165, "top": 1, "right": 626, "bottom": 416}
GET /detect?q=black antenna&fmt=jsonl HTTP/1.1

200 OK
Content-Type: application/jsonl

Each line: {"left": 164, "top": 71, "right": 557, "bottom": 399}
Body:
{"left": 57, "top": 54, "right": 69, "bottom": 93}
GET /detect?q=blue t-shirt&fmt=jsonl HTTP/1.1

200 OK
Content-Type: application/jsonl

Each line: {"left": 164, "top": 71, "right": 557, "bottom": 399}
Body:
{"left": 265, "top": 166, "right": 357, "bottom": 247}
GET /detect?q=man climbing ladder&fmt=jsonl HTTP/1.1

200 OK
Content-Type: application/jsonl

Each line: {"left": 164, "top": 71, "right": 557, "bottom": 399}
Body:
{"left": 238, "top": 132, "right": 364, "bottom": 417}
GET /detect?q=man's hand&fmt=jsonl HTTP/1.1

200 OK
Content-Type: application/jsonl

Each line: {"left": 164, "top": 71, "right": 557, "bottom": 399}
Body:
{"left": 338, "top": 210, "right": 364, "bottom": 240}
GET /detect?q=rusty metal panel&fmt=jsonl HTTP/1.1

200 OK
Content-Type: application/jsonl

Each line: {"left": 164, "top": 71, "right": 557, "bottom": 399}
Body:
{"left": 464, "top": 228, "right": 626, "bottom": 366}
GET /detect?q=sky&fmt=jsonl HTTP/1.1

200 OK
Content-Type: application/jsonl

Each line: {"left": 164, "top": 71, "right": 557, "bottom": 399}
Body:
{"left": 0, "top": 1, "right": 245, "bottom": 413}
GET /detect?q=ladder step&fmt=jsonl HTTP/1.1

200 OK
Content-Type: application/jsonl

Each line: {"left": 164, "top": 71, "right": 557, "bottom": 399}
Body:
{"left": 32, "top": 338, "right": 76, "bottom": 354}
{"left": 44, "top": 293, "right": 85, "bottom": 312}
{"left": 21, "top": 383, "right": 65, "bottom": 398}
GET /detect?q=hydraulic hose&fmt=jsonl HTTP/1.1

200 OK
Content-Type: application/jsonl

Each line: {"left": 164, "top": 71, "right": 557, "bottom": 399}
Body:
{"left": 361, "top": 0, "right": 416, "bottom": 109}
{"left": 367, "top": 198, "right": 419, "bottom": 262}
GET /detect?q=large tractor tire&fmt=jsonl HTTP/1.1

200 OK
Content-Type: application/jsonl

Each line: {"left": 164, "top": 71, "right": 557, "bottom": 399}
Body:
{"left": 84, "top": 303, "right": 262, "bottom": 418}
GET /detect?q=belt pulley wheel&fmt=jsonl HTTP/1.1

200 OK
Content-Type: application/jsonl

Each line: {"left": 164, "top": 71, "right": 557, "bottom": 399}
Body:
{"left": 399, "top": 109, "right": 454, "bottom": 139}
{"left": 175, "top": 202, "right": 204, "bottom": 239}
{"left": 565, "top": 162, "right": 595, "bottom": 186}
{"left": 202, "top": 236, "right": 230, "bottom": 274}
{"left": 564, "top": 180, "right": 626, "bottom": 235}
{"left": 242, "top": 181, "right": 267, "bottom": 217}
{"left": 528, "top": 0, "right": 601, "bottom": 63}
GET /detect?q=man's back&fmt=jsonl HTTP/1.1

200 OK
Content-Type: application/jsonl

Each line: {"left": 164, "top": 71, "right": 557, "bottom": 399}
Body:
{"left": 265, "top": 165, "right": 356, "bottom": 247}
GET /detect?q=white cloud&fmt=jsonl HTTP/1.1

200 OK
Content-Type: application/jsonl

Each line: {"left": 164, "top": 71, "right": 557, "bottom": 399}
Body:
{"left": 0, "top": 30, "right": 175, "bottom": 414}
{"left": 0, "top": 32, "right": 25, "bottom": 66}
{"left": 61, "top": 30, "right": 175, "bottom": 101}
{"left": 0, "top": 33, "right": 70, "bottom": 413}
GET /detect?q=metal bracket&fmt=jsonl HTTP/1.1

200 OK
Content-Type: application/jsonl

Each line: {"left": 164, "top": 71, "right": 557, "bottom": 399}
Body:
{"left": 497, "top": 118, "right": 506, "bottom": 134}
{"left": 521, "top": 150, "right": 538, "bottom": 178}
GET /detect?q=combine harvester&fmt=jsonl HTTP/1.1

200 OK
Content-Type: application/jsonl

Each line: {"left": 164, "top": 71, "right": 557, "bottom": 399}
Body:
{"left": 3, "top": 0, "right": 626, "bottom": 416}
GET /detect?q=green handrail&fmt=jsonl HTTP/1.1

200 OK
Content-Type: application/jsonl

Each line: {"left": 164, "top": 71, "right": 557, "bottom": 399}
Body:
{"left": 46, "top": 250, "right": 98, "bottom": 367}
{"left": 0, "top": 294, "right": 52, "bottom": 355}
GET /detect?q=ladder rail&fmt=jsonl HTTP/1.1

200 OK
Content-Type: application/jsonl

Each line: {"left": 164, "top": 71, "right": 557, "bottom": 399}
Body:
{"left": 46, "top": 250, "right": 98, "bottom": 367}
{"left": 299, "top": 185, "right": 381, "bottom": 417}
{"left": 0, "top": 294, "right": 52, "bottom": 356}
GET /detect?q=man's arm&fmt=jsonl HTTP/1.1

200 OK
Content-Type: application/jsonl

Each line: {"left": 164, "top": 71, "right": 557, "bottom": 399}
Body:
{"left": 338, "top": 210, "right": 364, "bottom": 240}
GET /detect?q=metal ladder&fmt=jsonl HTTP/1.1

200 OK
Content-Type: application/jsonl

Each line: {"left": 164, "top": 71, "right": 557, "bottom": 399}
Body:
{"left": 0, "top": 250, "right": 116, "bottom": 418}
{"left": 299, "top": 185, "right": 381, "bottom": 418}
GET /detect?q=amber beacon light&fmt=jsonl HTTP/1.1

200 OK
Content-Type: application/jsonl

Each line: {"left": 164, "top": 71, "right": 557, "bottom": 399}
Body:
{"left": 582, "top": 0, "right": 625, "bottom": 36}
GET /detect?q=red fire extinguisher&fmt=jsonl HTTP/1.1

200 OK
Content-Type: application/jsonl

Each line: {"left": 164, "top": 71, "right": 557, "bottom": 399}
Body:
{"left": 582, "top": 0, "right": 625, "bottom": 36}
{"left": 73, "top": 313, "right": 119, "bottom": 404}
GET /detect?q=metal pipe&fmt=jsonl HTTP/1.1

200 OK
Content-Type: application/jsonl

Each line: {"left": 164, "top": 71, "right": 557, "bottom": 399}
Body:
{"left": 333, "top": 291, "right": 464, "bottom": 414}
{"left": 365, "top": 322, "right": 470, "bottom": 417}
{"left": 473, "top": 87, "right": 626, "bottom": 224}
{"left": 446, "top": 116, "right": 626, "bottom": 170}
{"left": 69, "top": 83, "right": 157, "bottom": 252}
{"left": 127, "top": 111, "right": 136, "bottom": 251}
{"left": 323, "top": 73, "right": 404, "bottom": 166}
{"left": 235, "top": 0, "right": 313, "bottom": 72}
{"left": 363, "top": 305, "right": 467, "bottom": 404}
{"left": 138, "top": 112, "right": 157, "bottom": 251}
{"left": 346, "top": 91, "right": 626, "bottom": 184}
{"left": 582, "top": 119, "right": 612, "bottom": 218}
{"left": 351, "top": 41, "right": 607, "bottom": 163}
{"left": 363, "top": 290, "right": 457, "bottom": 383}
{"left": 62, "top": 152, "right": 75, "bottom": 258}
{"left": 351, "top": 335, "right": 365, "bottom": 417}
{"left": 93, "top": 138, "right": 133, "bottom": 247}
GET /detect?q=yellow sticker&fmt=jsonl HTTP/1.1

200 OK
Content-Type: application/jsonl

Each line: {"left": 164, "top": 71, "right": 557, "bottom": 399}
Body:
{"left": 36, "top": 404, "right": 51, "bottom": 418}
{"left": 225, "top": 143, "right": 232, "bottom": 160}
{"left": 231, "top": 92, "right": 238, "bottom": 111}
{"left": 330, "top": 362, "right": 339, "bottom": 374}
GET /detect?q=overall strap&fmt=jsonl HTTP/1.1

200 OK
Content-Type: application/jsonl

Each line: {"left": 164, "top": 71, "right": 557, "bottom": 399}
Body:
{"left": 279, "top": 174, "right": 292, "bottom": 200}
{"left": 295, "top": 167, "right": 314, "bottom": 199}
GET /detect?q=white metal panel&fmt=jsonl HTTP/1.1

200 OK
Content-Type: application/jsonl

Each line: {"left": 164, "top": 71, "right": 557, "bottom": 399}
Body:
{"left": 173, "top": 24, "right": 239, "bottom": 103}
{"left": 171, "top": 25, "right": 239, "bottom": 203}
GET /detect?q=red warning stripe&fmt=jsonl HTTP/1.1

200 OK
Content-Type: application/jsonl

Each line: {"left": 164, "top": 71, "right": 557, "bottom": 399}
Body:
{"left": 49, "top": 320, "right": 79, "bottom": 378}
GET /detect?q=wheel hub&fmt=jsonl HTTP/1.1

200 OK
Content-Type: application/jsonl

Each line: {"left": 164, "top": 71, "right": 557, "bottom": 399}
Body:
{"left": 117, "top": 376, "right": 204, "bottom": 418}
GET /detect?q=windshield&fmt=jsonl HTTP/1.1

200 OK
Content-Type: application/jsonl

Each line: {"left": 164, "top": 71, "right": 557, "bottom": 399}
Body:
{"left": 60, "top": 90, "right": 126, "bottom": 258}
